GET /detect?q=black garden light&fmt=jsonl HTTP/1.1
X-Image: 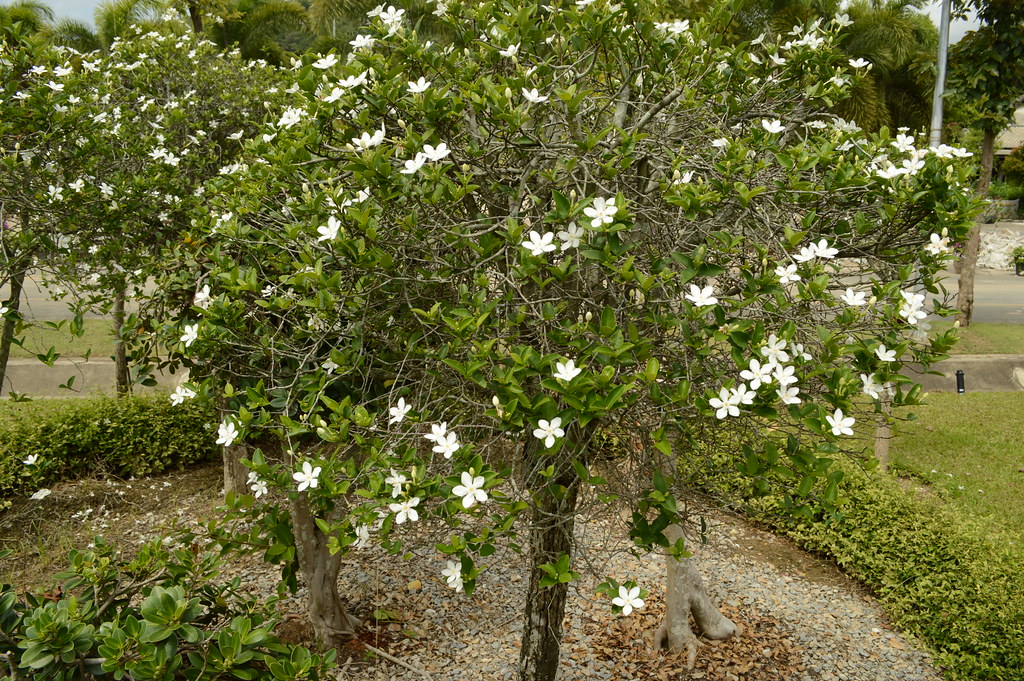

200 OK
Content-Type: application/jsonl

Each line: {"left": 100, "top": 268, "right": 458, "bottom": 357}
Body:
{"left": 956, "top": 369, "right": 965, "bottom": 394}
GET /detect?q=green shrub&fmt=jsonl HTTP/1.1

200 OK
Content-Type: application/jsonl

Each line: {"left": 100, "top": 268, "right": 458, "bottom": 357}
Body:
{"left": 0, "top": 395, "right": 217, "bottom": 506}
{"left": 988, "top": 181, "right": 1024, "bottom": 201}
{"left": 1000, "top": 146, "right": 1024, "bottom": 185}
{"left": 693, "top": 461, "right": 1024, "bottom": 681}
{"left": 0, "top": 539, "right": 335, "bottom": 680}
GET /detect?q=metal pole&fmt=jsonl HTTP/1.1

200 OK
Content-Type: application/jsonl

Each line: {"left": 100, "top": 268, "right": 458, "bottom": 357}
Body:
{"left": 929, "top": 0, "right": 953, "bottom": 147}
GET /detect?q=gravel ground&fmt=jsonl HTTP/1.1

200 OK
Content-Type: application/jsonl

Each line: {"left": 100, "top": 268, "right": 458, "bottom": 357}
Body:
{"left": 232, "top": 510, "right": 944, "bottom": 681}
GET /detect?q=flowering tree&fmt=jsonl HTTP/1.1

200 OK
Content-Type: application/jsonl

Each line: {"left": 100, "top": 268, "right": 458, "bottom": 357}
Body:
{"left": 0, "top": 17, "right": 289, "bottom": 394}
{"left": 158, "top": 1, "right": 976, "bottom": 679}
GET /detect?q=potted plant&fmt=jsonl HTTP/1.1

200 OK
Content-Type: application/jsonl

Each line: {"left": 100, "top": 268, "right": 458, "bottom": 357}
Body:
{"left": 1012, "top": 245, "right": 1024, "bottom": 276}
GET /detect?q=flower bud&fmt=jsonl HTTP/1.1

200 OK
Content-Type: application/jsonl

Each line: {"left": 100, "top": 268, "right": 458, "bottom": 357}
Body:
{"left": 585, "top": 311, "right": 593, "bottom": 321}
{"left": 461, "top": 164, "right": 470, "bottom": 172}
{"left": 953, "top": 320, "right": 960, "bottom": 328}
{"left": 398, "top": 119, "right": 406, "bottom": 129}
{"left": 504, "top": 86, "right": 512, "bottom": 99}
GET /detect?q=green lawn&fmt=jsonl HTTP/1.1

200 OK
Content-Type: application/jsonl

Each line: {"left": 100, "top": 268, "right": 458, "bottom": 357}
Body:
{"left": 8, "top": 319, "right": 117, "bottom": 361}
{"left": 891, "top": 392, "right": 1024, "bottom": 535}
{"left": 932, "top": 321, "right": 1024, "bottom": 355}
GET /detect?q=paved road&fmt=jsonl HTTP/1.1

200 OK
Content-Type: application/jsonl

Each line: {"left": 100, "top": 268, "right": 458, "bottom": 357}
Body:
{"left": 4, "top": 235, "right": 1024, "bottom": 396}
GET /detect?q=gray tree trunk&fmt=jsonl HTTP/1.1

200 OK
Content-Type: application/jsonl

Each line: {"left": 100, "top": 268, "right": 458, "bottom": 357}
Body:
{"left": 517, "top": 456, "right": 581, "bottom": 681}
{"left": 0, "top": 265, "right": 26, "bottom": 393}
{"left": 654, "top": 525, "right": 739, "bottom": 669}
{"left": 112, "top": 285, "right": 130, "bottom": 396}
{"left": 289, "top": 491, "right": 361, "bottom": 647}
{"left": 956, "top": 127, "right": 996, "bottom": 327}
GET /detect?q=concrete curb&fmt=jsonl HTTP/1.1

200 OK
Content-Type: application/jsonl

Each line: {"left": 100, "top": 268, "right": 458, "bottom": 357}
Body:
{"left": 908, "top": 355, "right": 1024, "bottom": 393}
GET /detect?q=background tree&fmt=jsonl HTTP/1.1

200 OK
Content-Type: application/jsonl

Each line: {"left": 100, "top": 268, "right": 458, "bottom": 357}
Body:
{"left": 42, "top": 0, "right": 165, "bottom": 52}
{"left": 948, "top": 0, "right": 1024, "bottom": 325}
{"left": 153, "top": 2, "right": 976, "bottom": 680}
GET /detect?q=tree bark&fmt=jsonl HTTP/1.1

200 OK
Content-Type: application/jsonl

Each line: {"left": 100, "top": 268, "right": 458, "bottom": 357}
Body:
{"left": 956, "top": 127, "right": 996, "bottom": 327}
{"left": 223, "top": 442, "right": 251, "bottom": 497}
{"left": 654, "top": 525, "right": 738, "bottom": 669}
{"left": 112, "top": 285, "right": 130, "bottom": 396}
{"left": 517, "top": 456, "right": 581, "bottom": 681}
{"left": 874, "top": 396, "right": 892, "bottom": 473}
{"left": 0, "top": 265, "right": 27, "bottom": 394}
{"left": 289, "top": 491, "right": 361, "bottom": 647}
{"left": 187, "top": 1, "right": 204, "bottom": 34}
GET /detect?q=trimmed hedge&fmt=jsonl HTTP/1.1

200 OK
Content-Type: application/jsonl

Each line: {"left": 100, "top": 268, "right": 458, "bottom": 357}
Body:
{"left": 0, "top": 394, "right": 217, "bottom": 506}
{"left": 697, "top": 462, "right": 1024, "bottom": 681}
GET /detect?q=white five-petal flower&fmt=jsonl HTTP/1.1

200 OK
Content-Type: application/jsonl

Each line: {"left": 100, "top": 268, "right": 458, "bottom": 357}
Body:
{"left": 840, "top": 288, "right": 866, "bottom": 306}
{"left": 761, "top": 119, "right": 785, "bottom": 134}
{"left": 612, "top": 585, "right": 645, "bottom": 616}
{"left": 390, "top": 497, "right": 420, "bottom": 523}
{"left": 533, "top": 417, "right": 565, "bottom": 448}
{"left": 317, "top": 216, "right": 342, "bottom": 241}
{"left": 389, "top": 397, "right": 412, "bottom": 424}
{"left": 523, "top": 230, "right": 557, "bottom": 256}
{"left": 452, "top": 471, "right": 488, "bottom": 508}
{"left": 553, "top": 359, "right": 583, "bottom": 382}
{"left": 875, "top": 345, "right": 896, "bottom": 362}
{"left": 180, "top": 323, "right": 199, "bottom": 347}
{"left": 216, "top": 420, "right": 239, "bottom": 446}
{"left": 583, "top": 197, "right": 617, "bottom": 228}
{"left": 169, "top": 384, "right": 197, "bottom": 406}
{"left": 685, "top": 284, "right": 718, "bottom": 308}
{"left": 293, "top": 461, "right": 322, "bottom": 492}
{"left": 521, "top": 87, "right": 548, "bottom": 103}
{"left": 825, "top": 408, "right": 855, "bottom": 436}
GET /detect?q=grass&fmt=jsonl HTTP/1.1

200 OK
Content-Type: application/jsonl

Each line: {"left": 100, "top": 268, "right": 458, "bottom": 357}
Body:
{"left": 932, "top": 321, "right": 1024, "bottom": 354}
{"left": 890, "top": 392, "right": 1024, "bottom": 536}
{"left": 8, "top": 318, "right": 117, "bottom": 361}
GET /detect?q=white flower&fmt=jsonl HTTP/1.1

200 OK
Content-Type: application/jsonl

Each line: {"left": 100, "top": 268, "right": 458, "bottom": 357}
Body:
{"left": 379, "top": 5, "right": 405, "bottom": 33}
{"left": 730, "top": 384, "right": 755, "bottom": 406}
{"left": 385, "top": 469, "right": 407, "bottom": 497}
{"left": 709, "top": 387, "right": 739, "bottom": 419}
{"left": 740, "top": 359, "right": 774, "bottom": 390}
{"left": 522, "top": 87, "right": 548, "bottom": 103}
{"left": 825, "top": 408, "right": 855, "bottom": 436}
{"left": 322, "top": 358, "right": 339, "bottom": 373}
{"left": 30, "top": 488, "right": 52, "bottom": 501}
{"left": 194, "top": 284, "right": 211, "bottom": 309}
{"left": 848, "top": 57, "right": 871, "bottom": 69}
{"left": 317, "top": 216, "right": 342, "bottom": 241}
{"left": 442, "top": 560, "right": 464, "bottom": 592}
{"left": 400, "top": 152, "right": 428, "bottom": 174}
{"left": 840, "top": 288, "right": 866, "bottom": 306}
{"left": 251, "top": 478, "right": 268, "bottom": 498}
{"left": 169, "top": 384, "right": 197, "bottom": 405}
{"left": 583, "top": 197, "right": 617, "bottom": 228}
{"left": 711, "top": 137, "right": 729, "bottom": 148}
{"left": 792, "top": 245, "right": 817, "bottom": 263}
{"left": 452, "top": 471, "right": 488, "bottom": 508}
{"left": 499, "top": 43, "right": 520, "bottom": 58}
{"left": 860, "top": 373, "right": 884, "bottom": 400}
{"left": 811, "top": 238, "right": 839, "bottom": 259}
{"left": 761, "top": 119, "right": 785, "bottom": 134}
{"left": 424, "top": 422, "right": 448, "bottom": 444}
{"left": 407, "top": 77, "right": 431, "bottom": 93}
{"left": 23, "top": 454, "right": 38, "bottom": 466}
{"left": 834, "top": 12, "right": 852, "bottom": 28}
{"left": 924, "top": 233, "right": 951, "bottom": 256}
{"left": 352, "top": 127, "right": 385, "bottom": 150}
{"left": 312, "top": 53, "right": 339, "bottom": 69}
{"left": 558, "top": 222, "right": 584, "bottom": 250}
{"left": 422, "top": 143, "right": 451, "bottom": 162}
{"left": 772, "top": 363, "right": 798, "bottom": 386}
{"left": 277, "top": 107, "right": 305, "bottom": 129}
{"left": 875, "top": 345, "right": 896, "bottom": 362}
{"left": 553, "top": 359, "right": 582, "bottom": 382}
{"left": 523, "top": 230, "right": 557, "bottom": 256}
{"left": 775, "top": 264, "right": 801, "bottom": 284}
{"left": 612, "top": 585, "right": 645, "bottom": 616}
{"left": 761, "top": 334, "right": 790, "bottom": 364}
{"left": 390, "top": 497, "right": 420, "bottom": 523}
{"left": 293, "top": 461, "right": 322, "bottom": 492}
{"left": 354, "top": 524, "right": 371, "bottom": 548}
{"left": 685, "top": 284, "right": 718, "bottom": 308}
{"left": 350, "top": 34, "right": 376, "bottom": 50}
{"left": 776, "top": 386, "right": 801, "bottom": 404}
{"left": 180, "top": 323, "right": 199, "bottom": 347}
{"left": 0, "top": 305, "right": 8, "bottom": 316}
{"left": 533, "top": 417, "right": 565, "bottom": 448}
{"left": 433, "top": 432, "right": 461, "bottom": 459}
{"left": 389, "top": 397, "right": 412, "bottom": 424}
{"left": 216, "top": 420, "right": 239, "bottom": 446}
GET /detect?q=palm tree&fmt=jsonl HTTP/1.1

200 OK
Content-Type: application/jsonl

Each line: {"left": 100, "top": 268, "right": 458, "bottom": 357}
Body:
{"left": 834, "top": 0, "right": 938, "bottom": 132}
{"left": 43, "top": 0, "right": 165, "bottom": 52}
{"left": 0, "top": 0, "right": 53, "bottom": 34}
{"left": 208, "top": 0, "right": 310, "bottom": 64}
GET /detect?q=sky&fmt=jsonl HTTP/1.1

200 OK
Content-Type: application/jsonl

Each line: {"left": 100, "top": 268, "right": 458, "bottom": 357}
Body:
{"left": 45, "top": 0, "right": 982, "bottom": 41}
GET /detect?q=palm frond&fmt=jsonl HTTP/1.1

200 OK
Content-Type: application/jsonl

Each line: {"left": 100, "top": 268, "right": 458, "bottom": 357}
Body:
{"left": 43, "top": 18, "right": 102, "bottom": 52}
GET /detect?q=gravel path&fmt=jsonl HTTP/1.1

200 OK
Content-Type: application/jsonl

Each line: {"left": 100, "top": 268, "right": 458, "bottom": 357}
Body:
{"left": 240, "top": 510, "right": 944, "bottom": 681}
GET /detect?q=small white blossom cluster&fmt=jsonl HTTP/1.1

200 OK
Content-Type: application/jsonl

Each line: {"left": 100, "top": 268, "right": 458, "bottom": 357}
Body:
{"left": 710, "top": 334, "right": 805, "bottom": 419}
